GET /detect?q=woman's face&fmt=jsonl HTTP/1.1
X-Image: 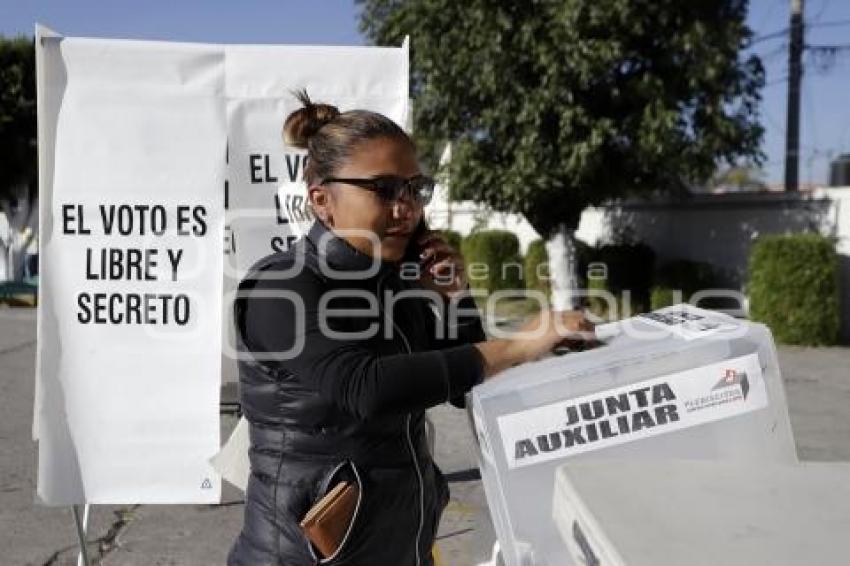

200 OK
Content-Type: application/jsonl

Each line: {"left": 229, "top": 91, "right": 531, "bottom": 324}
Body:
{"left": 309, "top": 136, "right": 423, "bottom": 262}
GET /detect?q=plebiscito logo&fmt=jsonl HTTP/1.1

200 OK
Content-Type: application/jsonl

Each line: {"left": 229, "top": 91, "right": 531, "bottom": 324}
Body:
{"left": 684, "top": 367, "right": 750, "bottom": 413}
{"left": 713, "top": 368, "right": 750, "bottom": 400}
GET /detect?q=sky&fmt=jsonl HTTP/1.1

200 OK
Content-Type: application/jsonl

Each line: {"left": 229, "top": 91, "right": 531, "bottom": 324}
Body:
{"left": 745, "top": 0, "right": 850, "bottom": 187}
{"left": 1, "top": 0, "right": 848, "bottom": 186}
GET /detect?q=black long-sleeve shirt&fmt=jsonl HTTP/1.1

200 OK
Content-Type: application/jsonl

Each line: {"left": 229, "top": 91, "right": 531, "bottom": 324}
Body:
{"left": 240, "top": 260, "right": 486, "bottom": 420}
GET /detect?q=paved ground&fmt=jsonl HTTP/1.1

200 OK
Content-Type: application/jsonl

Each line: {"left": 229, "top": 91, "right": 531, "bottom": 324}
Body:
{"left": 2, "top": 307, "right": 849, "bottom": 565}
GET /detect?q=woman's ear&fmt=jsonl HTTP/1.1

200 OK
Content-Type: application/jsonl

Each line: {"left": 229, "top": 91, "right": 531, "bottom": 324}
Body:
{"left": 308, "top": 185, "right": 333, "bottom": 226}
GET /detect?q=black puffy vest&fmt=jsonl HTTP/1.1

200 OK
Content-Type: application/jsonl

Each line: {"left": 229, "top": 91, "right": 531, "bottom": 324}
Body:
{"left": 227, "top": 220, "right": 480, "bottom": 566}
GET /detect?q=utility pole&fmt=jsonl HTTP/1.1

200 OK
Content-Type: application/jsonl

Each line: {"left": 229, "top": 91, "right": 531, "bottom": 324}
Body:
{"left": 784, "top": 0, "right": 804, "bottom": 192}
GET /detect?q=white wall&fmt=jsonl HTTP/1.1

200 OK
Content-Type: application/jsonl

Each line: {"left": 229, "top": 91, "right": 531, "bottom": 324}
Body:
{"left": 424, "top": 180, "right": 542, "bottom": 254}
{"left": 579, "top": 190, "right": 842, "bottom": 283}
{"left": 426, "top": 182, "right": 850, "bottom": 341}
{"left": 581, "top": 188, "right": 850, "bottom": 341}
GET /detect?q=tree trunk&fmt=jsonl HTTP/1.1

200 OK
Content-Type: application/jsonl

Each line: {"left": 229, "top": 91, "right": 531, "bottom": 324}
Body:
{"left": 0, "top": 242, "right": 9, "bottom": 280}
{"left": 0, "top": 203, "right": 12, "bottom": 281}
{"left": 11, "top": 230, "right": 36, "bottom": 280}
{"left": 0, "top": 228, "right": 33, "bottom": 282}
{"left": 545, "top": 223, "right": 579, "bottom": 310}
{"left": 1, "top": 186, "right": 38, "bottom": 282}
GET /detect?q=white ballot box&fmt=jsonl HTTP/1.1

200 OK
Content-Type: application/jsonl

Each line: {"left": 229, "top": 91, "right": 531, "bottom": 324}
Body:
{"left": 468, "top": 305, "right": 797, "bottom": 566}
{"left": 552, "top": 460, "right": 850, "bottom": 566}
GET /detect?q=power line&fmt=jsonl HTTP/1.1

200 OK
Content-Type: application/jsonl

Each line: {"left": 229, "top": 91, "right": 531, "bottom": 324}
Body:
{"left": 759, "top": 42, "right": 789, "bottom": 59}
{"left": 754, "top": 42, "right": 789, "bottom": 70}
{"left": 810, "top": 0, "right": 832, "bottom": 24}
{"left": 803, "top": 76, "right": 818, "bottom": 158}
{"left": 762, "top": 104, "right": 786, "bottom": 135}
{"left": 754, "top": 0, "right": 783, "bottom": 40}
{"left": 751, "top": 29, "right": 787, "bottom": 45}
{"left": 808, "top": 17, "right": 850, "bottom": 29}
{"left": 807, "top": 43, "right": 850, "bottom": 49}
{"left": 751, "top": 18, "right": 850, "bottom": 45}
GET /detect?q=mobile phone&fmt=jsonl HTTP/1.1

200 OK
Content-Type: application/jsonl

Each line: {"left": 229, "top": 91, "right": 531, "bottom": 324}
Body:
{"left": 402, "top": 217, "right": 430, "bottom": 264}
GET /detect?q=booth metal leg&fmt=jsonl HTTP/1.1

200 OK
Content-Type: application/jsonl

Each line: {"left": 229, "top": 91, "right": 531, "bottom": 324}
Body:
{"left": 72, "top": 504, "right": 91, "bottom": 566}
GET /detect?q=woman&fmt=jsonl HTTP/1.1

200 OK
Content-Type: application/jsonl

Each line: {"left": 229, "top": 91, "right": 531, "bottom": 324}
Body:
{"left": 227, "top": 91, "right": 594, "bottom": 565}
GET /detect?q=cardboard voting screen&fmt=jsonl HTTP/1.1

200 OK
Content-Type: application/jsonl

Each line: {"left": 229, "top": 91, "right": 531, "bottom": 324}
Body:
{"left": 35, "top": 26, "right": 409, "bottom": 504}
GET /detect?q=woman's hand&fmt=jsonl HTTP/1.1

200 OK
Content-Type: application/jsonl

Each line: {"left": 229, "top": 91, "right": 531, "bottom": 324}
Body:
{"left": 475, "top": 310, "right": 595, "bottom": 378}
{"left": 415, "top": 231, "right": 468, "bottom": 298}
{"left": 511, "top": 309, "right": 595, "bottom": 362}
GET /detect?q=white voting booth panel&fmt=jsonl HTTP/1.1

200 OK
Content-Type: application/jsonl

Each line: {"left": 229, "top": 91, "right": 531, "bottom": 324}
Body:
{"left": 553, "top": 460, "right": 850, "bottom": 566}
{"left": 35, "top": 24, "right": 409, "bottom": 508}
{"left": 36, "top": 31, "right": 227, "bottom": 505}
{"left": 469, "top": 305, "right": 797, "bottom": 566}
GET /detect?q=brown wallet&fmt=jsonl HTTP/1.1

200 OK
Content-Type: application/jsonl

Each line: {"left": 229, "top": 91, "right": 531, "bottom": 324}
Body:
{"left": 300, "top": 481, "right": 360, "bottom": 558}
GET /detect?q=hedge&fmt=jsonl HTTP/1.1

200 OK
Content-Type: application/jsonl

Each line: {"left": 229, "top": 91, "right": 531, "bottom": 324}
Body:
{"left": 649, "top": 286, "right": 679, "bottom": 311}
{"left": 461, "top": 230, "right": 523, "bottom": 293}
{"left": 748, "top": 233, "right": 840, "bottom": 346}
{"left": 651, "top": 259, "right": 719, "bottom": 310}
{"left": 438, "top": 229, "right": 463, "bottom": 252}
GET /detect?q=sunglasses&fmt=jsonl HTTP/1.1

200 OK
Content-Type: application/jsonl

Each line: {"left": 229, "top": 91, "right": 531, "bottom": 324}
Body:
{"left": 320, "top": 174, "right": 435, "bottom": 205}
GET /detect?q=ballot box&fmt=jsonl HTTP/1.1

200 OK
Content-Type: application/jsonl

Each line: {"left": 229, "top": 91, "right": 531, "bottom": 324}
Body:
{"left": 468, "top": 305, "right": 797, "bottom": 566}
{"left": 552, "top": 460, "right": 850, "bottom": 566}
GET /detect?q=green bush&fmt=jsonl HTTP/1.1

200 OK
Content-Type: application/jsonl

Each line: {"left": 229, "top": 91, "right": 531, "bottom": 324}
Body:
{"left": 524, "top": 239, "right": 549, "bottom": 295}
{"left": 651, "top": 259, "right": 719, "bottom": 309}
{"left": 461, "top": 230, "right": 523, "bottom": 293}
{"left": 587, "top": 272, "right": 615, "bottom": 318}
{"left": 748, "top": 233, "right": 839, "bottom": 346}
{"left": 438, "top": 229, "right": 463, "bottom": 251}
{"left": 650, "top": 286, "right": 679, "bottom": 310}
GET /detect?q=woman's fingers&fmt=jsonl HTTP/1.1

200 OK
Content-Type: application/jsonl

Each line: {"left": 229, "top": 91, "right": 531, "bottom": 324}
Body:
{"left": 418, "top": 232, "right": 462, "bottom": 262}
{"left": 515, "top": 310, "right": 595, "bottom": 359}
{"left": 422, "top": 258, "right": 467, "bottom": 294}
{"left": 557, "top": 310, "right": 595, "bottom": 335}
{"left": 419, "top": 242, "right": 456, "bottom": 265}
{"left": 428, "top": 257, "right": 455, "bottom": 276}
{"left": 416, "top": 230, "right": 446, "bottom": 248}
{"left": 413, "top": 231, "right": 470, "bottom": 297}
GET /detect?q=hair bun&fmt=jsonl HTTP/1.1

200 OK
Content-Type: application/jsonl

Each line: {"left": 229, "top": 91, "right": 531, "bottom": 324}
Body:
{"left": 282, "top": 89, "right": 341, "bottom": 148}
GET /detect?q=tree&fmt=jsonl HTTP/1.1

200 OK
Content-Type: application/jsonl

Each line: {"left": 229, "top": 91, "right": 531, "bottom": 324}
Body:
{"left": 710, "top": 164, "right": 767, "bottom": 192}
{"left": 0, "top": 36, "right": 38, "bottom": 281}
{"left": 359, "top": 0, "right": 764, "bottom": 308}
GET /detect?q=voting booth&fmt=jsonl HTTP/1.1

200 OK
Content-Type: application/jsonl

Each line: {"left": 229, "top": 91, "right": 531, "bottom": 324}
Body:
{"left": 469, "top": 305, "right": 797, "bottom": 566}
{"left": 34, "top": 25, "right": 408, "bottom": 506}
{"left": 552, "top": 460, "right": 850, "bottom": 566}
